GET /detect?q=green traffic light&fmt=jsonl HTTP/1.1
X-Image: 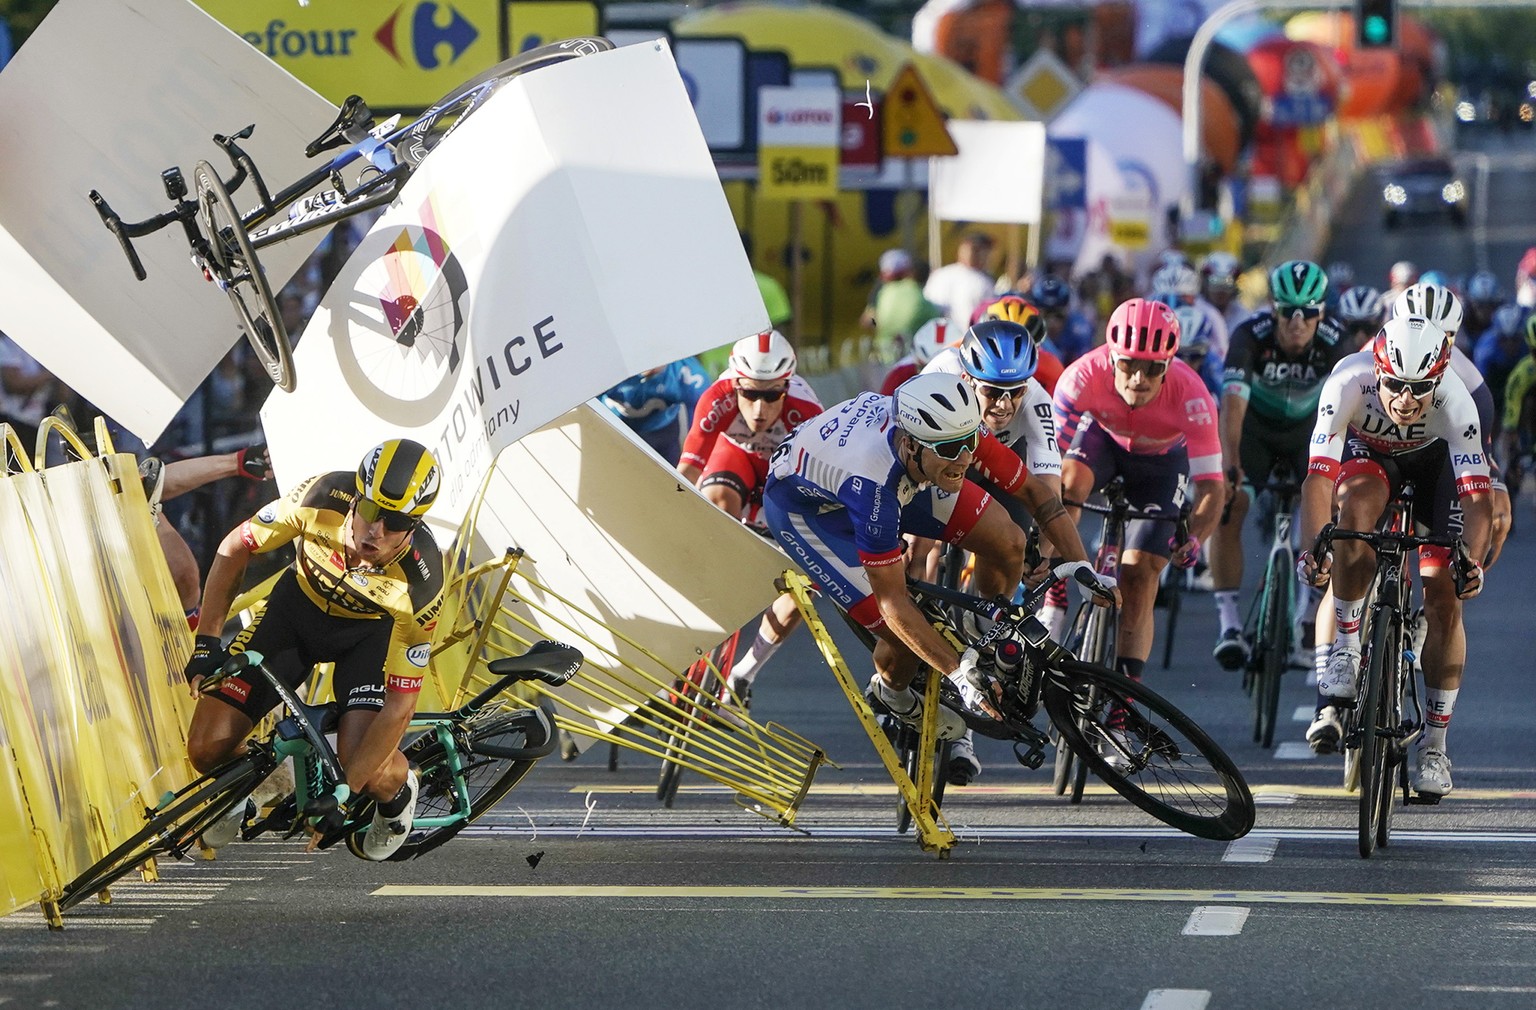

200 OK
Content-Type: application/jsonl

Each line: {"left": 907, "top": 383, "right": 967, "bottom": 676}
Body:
{"left": 1363, "top": 14, "right": 1389, "bottom": 44}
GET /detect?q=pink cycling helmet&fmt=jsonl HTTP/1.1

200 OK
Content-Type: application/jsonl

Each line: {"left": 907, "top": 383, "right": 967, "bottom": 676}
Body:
{"left": 1105, "top": 298, "right": 1180, "bottom": 360}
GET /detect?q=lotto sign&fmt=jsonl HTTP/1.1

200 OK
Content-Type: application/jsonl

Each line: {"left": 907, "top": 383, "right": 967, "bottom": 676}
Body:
{"left": 757, "top": 85, "right": 840, "bottom": 200}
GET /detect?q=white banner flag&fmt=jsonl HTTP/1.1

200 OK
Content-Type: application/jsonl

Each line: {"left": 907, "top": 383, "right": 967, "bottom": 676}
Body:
{"left": 260, "top": 40, "right": 767, "bottom": 521}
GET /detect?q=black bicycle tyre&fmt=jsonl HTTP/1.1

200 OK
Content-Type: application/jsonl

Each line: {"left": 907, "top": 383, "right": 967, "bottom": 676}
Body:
{"left": 1042, "top": 660, "right": 1255, "bottom": 841}
{"left": 347, "top": 708, "right": 548, "bottom": 861}
{"left": 1052, "top": 607, "right": 1092, "bottom": 796}
{"left": 1375, "top": 636, "right": 1406, "bottom": 850}
{"left": 1160, "top": 567, "right": 1182, "bottom": 669}
{"left": 895, "top": 723, "right": 950, "bottom": 834}
{"left": 1069, "top": 605, "right": 1117, "bottom": 804}
{"left": 656, "top": 641, "right": 729, "bottom": 809}
{"left": 1255, "top": 558, "right": 1292, "bottom": 749}
{"left": 1357, "top": 613, "right": 1395, "bottom": 858}
{"left": 192, "top": 161, "right": 294, "bottom": 391}
{"left": 59, "top": 754, "right": 272, "bottom": 912}
{"left": 396, "top": 38, "right": 615, "bottom": 169}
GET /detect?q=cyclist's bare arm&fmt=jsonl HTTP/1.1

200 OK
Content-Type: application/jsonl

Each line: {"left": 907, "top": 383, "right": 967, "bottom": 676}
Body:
{"left": 192, "top": 524, "right": 255, "bottom": 649}
{"left": 1187, "top": 476, "right": 1227, "bottom": 544}
{"left": 1461, "top": 490, "right": 1493, "bottom": 569}
{"left": 867, "top": 558, "right": 962, "bottom": 676}
{"left": 1014, "top": 473, "right": 1089, "bottom": 564}
{"left": 1218, "top": 388, "right": 1248, "bottom": 486}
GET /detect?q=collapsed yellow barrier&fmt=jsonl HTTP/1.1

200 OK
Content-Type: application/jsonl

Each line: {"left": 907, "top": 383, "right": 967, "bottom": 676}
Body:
{"left": 0, "top": 430, "right": 194, "bottom": 921}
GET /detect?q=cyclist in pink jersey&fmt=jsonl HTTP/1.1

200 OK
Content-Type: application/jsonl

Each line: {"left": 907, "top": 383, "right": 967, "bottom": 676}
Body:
{"left": 1049, "top": 298, "right": 1227, "bottom": 685}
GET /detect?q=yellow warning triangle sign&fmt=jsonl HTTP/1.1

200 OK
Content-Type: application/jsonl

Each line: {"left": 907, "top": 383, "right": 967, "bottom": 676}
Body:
{"left": 881, "top": 63, "right": 957, "bottom": 158}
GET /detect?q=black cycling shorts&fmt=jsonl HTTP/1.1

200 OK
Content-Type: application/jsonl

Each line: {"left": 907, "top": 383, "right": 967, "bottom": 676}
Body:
{"left": 1239, "top": 413, "right": 1311, "bottom": 489}
{"left": 1338, "top": 435, "right": 1462, "bottom": 571}
{"left": 1065, "top": 420, "right": 1187, "bottom": 559}
{"left": 206, "top": 570, "right": 392, "bottom": 721}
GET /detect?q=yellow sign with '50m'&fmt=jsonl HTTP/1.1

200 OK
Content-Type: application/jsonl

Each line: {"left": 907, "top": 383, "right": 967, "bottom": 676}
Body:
{"left": 759, "top": 147, "right": 838, "bottom": 201}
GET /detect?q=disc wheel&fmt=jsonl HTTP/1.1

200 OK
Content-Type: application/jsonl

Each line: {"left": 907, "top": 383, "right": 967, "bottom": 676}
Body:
{"left": 193, "top": 161, "right": 294, "bottom": 391}
{"left": 1043, "top": 660, "right": 1255, "bottom": 841}
{"left": 346, "top": 707, "right": 551, "bottom": 861}
{"left": 59, "top": 754, "right": 272, "bottom": 913}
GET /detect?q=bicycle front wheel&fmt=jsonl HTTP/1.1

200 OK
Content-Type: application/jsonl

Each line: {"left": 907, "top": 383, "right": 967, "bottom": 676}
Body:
{"left": 1067, "top": 605, "right": 1116, "bottom": 804}
{"left": 59, "top": 753, "right": 272, "bottom": 913}
{"left": 1358, "top": 613, "right": 1399, "bottom": 859}
{"left": 192, "top": 161, "right": 293, "bottom": 391}
{"left": 397, "top": 38, "right": 615, "bottom": 169}
{"left": 1043, "top": 661, "right": 1255, "bottom": 841}
{"left": 348, "top": 707, "right": 551, "bottom": 861}
{"left": 1253, "top": 558, "right": 1293, "bottom": 749}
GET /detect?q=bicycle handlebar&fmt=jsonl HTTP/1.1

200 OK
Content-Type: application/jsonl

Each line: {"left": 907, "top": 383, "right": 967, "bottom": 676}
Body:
{"left": 1312, "top": 522, "right": 1476, "bottom": 596}
{"left": 203, "top": 650, "right": 347, "bottom": 787}
{"left": 88, "top": 189, "right": 154, "bottom": 281}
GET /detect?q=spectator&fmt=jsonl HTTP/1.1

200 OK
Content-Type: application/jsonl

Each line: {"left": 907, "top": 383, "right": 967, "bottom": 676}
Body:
{"left": 924, "top": 231, "right": 997, "bottom": 331}
{"left": 862, "top": 248, "right": 942, "bottom": 365}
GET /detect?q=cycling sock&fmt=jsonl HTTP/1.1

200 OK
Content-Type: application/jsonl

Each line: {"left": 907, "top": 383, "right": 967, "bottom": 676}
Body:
{"left": 1115, "top": 657, "right": 1145, "bottom": 682}
{"left": 729, "top": 630, "right": 783, "bottom": 687}
{"left": 185, "top": 607, "right": 201, "bottom": 631}
{"left": 378, "top": 780, "right": 413, "bottom": 818}
{"left": 1333, "top": 596, "right": 1366, "bottom": 649}
{"left": 1214, "top": 590, "right": 1241, "bottom": 632}
{"left": 1424, "top": 687, "right": 1459, "bottom": 751}
{"left": 875, "top": 679, "right": 919, "bottom": 716}
{"left": 1044, "top": 580, "right": 1069, "bottom": 609}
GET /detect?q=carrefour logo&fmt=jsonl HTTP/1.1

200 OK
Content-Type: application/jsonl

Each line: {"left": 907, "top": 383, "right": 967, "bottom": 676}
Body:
{"left": 376, "top": 2, "right": 479, "bottom": 69}
{"left": 238, "top": 3, "right": 478, "bottom": 68}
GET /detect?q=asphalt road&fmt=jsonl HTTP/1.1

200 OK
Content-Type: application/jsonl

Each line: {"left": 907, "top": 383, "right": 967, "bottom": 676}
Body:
{"left": 6, "top": 131, "right": 1536, "bottom": 1010}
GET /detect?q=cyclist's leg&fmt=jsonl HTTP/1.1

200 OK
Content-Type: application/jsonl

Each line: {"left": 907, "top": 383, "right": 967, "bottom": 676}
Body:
{"left": 324, "top": 620, "right": 410, "bottom": 802}
{"left": 1116, "top": 445, "right": 1185, "bottom": 679}
{"left": 1209, "top": 414, "right": 1266, "bottom": 651}
{"left": 697, "top": 439, "right": 757, "bottom": 519}
{"left": 728, "top": 592, "right": 802, "bottom": 696}
{"left": 1315, "top": 444, "right": 1392, "bottom": 707}
{"left": 1411, "top": 457, "right": 1467, "bottom": 794}
{"left": 156, "top": 520, "right": 202, "bottom": 617}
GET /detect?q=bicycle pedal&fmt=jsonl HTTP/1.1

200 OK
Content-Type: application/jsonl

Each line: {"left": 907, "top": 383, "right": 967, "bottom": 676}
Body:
{"left": 1012, "top": 741, "right": 1046, "bottom": 770}
{"left": 1405, "top": 792, "right": 1442, "bottom": 806}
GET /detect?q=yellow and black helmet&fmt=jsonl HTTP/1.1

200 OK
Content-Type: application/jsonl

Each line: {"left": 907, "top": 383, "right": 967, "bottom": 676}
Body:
{"left": 356, "top": 438, "right": 440, "bottom": 520}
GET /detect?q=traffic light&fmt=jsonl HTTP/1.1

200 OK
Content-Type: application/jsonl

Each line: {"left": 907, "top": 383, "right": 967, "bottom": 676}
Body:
{"left": 1356, "top": 0, "right": 1397, "bottom": 48}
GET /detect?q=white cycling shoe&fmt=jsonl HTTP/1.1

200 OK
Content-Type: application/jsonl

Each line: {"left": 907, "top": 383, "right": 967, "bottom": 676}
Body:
{"left": 1410, "top": 747, "right": 1453, "bottom": 797}
{"left": 867, "top": 674, "right": 967, "bottom": 742}
{"left": 1317, "top": 645, "right": 1361, "bottom": 701}
{"left": 362, "top": 769, "right": 419, "bottom": 862}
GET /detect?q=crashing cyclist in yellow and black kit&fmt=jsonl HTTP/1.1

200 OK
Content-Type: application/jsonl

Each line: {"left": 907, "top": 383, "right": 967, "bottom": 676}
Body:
{"left": 182, "top": 438, "right": 445, "bottom": 861}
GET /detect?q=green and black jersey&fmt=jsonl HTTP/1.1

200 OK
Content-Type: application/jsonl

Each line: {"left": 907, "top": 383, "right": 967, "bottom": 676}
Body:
{"left": 1221, "top": 310, "right": 1350, "bottom": 424}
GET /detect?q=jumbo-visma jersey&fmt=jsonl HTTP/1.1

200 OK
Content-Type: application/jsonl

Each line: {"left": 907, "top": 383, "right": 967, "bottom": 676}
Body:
{"left": 240, "top": 472, "right": 446, "bottom": 690}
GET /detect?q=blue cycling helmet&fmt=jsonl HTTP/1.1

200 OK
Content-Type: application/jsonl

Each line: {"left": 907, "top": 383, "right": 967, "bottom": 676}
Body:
{"left": 1418, "top": 270, "right": 1452, "bottom": 289}
{"left": 1030, "top": 275, "right": 1072, "bottom": 310}
{"left": 959, "top": 319, "right": 1039, "bottom": 385}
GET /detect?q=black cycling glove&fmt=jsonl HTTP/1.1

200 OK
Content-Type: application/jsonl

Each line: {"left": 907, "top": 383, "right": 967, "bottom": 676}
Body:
{"left": 184, "top": 635, "right": 228, "bottom": 683}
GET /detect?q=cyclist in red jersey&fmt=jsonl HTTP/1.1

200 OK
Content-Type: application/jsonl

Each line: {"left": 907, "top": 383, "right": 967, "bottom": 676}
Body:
{"left": 1049, "top": 298, "right": 1226, "bottom": 685}
{"left": 680, "top": 330, "right": 823, "bottom": 709}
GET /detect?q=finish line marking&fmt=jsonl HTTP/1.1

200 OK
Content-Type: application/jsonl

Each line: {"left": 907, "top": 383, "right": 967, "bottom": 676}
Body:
{"left": 370, "top": 884, "right": 1536, "bottom": 908}
{"left": 570, "top": 783, "right": 1536, "bottom": 801}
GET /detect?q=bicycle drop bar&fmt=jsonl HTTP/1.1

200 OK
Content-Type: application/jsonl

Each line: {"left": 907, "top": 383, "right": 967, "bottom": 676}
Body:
{"left": 203, "top": 650, "right": 348, "bottom": 788}
{"left": 1312, "top": 522, "right": 1476, "bottom": 596}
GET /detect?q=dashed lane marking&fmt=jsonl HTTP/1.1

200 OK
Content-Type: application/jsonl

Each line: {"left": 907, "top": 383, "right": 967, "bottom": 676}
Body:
{"left": 1142, "top": 990, "right": 1210, "bottom": 1010}
{"left": 371, "top": 884, "right": 1536, "bottom": 908}
{"left": 1274, "top": 742, "right": 1316, "bottom": 760}
{"left": 1183, "top": 906, "right": 1249, "bottom": 935}
{"left": 1223, "top": 837, "right": 1278, "bottom": 863}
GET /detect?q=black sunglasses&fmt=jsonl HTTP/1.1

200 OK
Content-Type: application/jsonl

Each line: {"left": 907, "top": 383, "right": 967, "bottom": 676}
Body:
{"left": 356, "top": 499, "right": 420, "bottom": 532}
{"left": 1276, "top": 304, "right": 1324, "bottom": 322}
{"left": 975, "top": 382, "right": 1027, "bottom": 401}
{"left": 1379, "top": 374, "right": 1437, "bottom": 399}
{"left": 915, "top": 429, "right": 981, "bottom": 460}
{"left": 736, "top": 385, "right": 787, "bottom": 402}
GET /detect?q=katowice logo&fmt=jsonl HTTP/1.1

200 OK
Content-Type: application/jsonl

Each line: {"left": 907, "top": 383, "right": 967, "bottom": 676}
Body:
{"left": 376, "top": 2, "right": 478, "bottom": 69}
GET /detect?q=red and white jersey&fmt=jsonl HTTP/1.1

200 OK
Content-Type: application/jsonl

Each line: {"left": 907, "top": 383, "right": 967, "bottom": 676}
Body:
{"left": 1307, "top": 350, "right": 1491, "bottom": 496}
{"left": 921, "top": 347, "right": 1061, "bottom": 477}
{"left": 1053, "top": 345, "right": 1223, "bottom": 481}
{"left": 680, "top": 377, "right": 823, "bottom": 469}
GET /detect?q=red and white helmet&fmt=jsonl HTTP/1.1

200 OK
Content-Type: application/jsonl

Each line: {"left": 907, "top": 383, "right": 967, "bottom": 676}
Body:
{"left": 1105, "top": 298, "right": 1180, "bottom": 361}
{"left": 728, "top": 330, "right": 796, "bottom": 381}
{"left": 1374, "top": 314, "right": 1450, "bottom": 383}
{"left": 910, "top": 318, "right": 957, "bottom": 367}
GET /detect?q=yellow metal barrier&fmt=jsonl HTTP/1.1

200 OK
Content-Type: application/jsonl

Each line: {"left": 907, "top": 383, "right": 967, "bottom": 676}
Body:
{"left": 780, "top": 570, "right": 956, "bottom": 856}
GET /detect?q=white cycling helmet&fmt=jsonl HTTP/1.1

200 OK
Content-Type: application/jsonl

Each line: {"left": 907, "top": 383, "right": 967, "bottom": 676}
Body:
{"left": 1200, "top": 251, "right": 1241, "bottom": 287}
{"left": 893, "top": 372, "right": 980, "bottom": 442}
{"left": 1374, "top": 314, "right": 1451, "bottom": 383}
{"left": 1151, "top": 263, "right": 1201, "bottom": 298}
{"left": 1393, "top": 282, "right": 1463, "bottom": 341}
{"left": 1337, "top": 285, "right": 1385, "bottom": 326}
{"left": 728, "top": 330, "right": 796, "bottom": 381}
{"left": 910, "top": 317, "right": 958, "bottom": 367}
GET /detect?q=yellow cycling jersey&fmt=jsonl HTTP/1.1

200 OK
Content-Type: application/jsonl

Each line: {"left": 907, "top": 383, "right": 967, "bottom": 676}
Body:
{"left": 239, "top": 471, "right": 445, "bottom": 689}
{"left": 1503, "top": 357, "right": 1536, "bottom": 432}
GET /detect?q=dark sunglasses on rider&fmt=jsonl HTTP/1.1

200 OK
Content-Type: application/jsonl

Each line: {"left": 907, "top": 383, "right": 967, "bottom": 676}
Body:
{"left": 1378, "top": 374, "right": 1437, "bottom": 399}
{"left": 915, "top": 428, "right": 981, "bottom": 461}
{"left": 1111, "top": 354, "right": 1169, "bottom": 378}
{"left": 735, "top": 384, "right": 787, "bottom": 403}
{"left": 975, "top": 382, "right": 1027, "bottom": 401}
{"left": 1276, "top": 303, "right": 1324, "bottom": 322}
{"left": 355, "top": 499, "right": 420, "bottom": 532}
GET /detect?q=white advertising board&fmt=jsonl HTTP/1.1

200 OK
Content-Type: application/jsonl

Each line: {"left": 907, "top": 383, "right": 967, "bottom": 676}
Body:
{"left": 260, "top": 40, "right": 768, "bottom": 524}
{"left": 928, "top": 120, "right": 1047, "bottom": 225}
{"left": 0, "top": 0, "right": 334, "bottom": 443}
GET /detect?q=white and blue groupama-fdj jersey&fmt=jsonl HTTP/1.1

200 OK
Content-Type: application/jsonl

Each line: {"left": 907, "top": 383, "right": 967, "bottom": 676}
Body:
{"left": 764, "top": 392, "right": 1028, "bottom": 626}
{"left": 921, "top": 347, "right": 1062, "bottom": 474}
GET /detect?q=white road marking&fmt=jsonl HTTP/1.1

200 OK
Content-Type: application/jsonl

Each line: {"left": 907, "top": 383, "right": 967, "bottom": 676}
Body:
{"left": 1141, "top": 989, "right": 1210, "bottom": 1010}
{"left": 1274, "top": 742, "right": 1316, "bottom": 760}
{"left": 1253, "top": 792, "right": 1297, "bottom": 806}
{"left": 1430, "top": 986, "right": 1536, "bottom": 993}
{"left": 1223, "top": 837, "right": 1278, "bottom": 863}
{"left": 459, "top": 824, "right": 1536, "bottom": 844}
{"left": 1182, "top": 906, "right": 1249, "bottom": 935}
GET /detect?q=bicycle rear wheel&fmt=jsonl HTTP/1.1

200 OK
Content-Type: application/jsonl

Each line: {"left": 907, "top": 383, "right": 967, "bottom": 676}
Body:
{"left": 894, "top": 722, "right": 950, "bottom": 834}
{"left": 1160, "top": 567, "right": 1182, "bottom": 669}
{"left": 657, "top": 632, "right": 735, "bottom": 808}
{"left": 1357, "top": 613, "right": 1398, "bottom": 859}
{"left": 397, "top": 38, "right": 615, "bottom": 169}
{"left": 1043, "top": 660, "right": 1255, "bottom": 841}
{"left": 192, "top": 161, "right": 293, "bottom": 391}
{"left": 59, "top": 753, "right": 272, "bottom": 913}
{"left": 347, "top": 707, "right": 551, "bottom": 861}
